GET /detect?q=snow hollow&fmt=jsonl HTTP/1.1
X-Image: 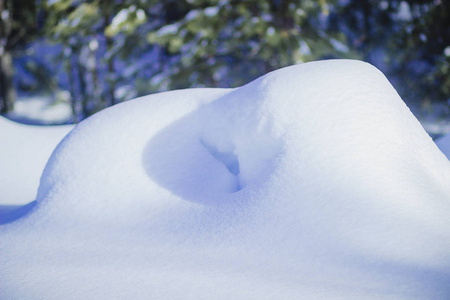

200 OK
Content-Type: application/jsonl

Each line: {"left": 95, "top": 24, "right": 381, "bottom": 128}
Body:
{"left": 1, "top": 60, "right": 450, "bottom": 299}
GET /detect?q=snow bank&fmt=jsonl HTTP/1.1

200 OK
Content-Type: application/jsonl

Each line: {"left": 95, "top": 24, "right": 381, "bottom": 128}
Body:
{"left": 0, "top": 117, "right": 73, "bottom": 205}
{"left": 1, "top": 60, "right": 450, "bottom": 299}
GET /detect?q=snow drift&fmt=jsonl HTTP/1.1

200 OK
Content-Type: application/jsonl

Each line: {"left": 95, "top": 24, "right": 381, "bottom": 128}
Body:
{"left": 1, "top": 60, "right": 450, "bottom": 299}
{"left": 0, "top": 117, "right": 73, "bottom": 205}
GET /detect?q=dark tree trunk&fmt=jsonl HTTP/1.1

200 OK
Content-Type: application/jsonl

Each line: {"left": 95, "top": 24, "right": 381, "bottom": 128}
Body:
{"left": 76, "top": 52, "right": 89, "bottom": 119}
{"left": 89, "top": 47, "right": 103, "bottom": 111}
{"left": 104, "top": 13, "right": 116, "bottom": 106}
{"left": 362, "top": 1, "right": 372, "bottom": 61}
{"left": 0, "top": 51, "right": 16, "bottom": 113}
{"left": 0, "top": 0, "right": 16, "bottom": 113}
{"left": 67, "top": 49, "right": 78, "bottom": 123}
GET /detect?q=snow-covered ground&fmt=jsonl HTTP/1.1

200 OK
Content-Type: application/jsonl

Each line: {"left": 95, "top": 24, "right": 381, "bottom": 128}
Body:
{"left": 1, "top": 60, "right": 450, "bottom": 299}
{"left": 0, "top": 117, "right": 73, "bottom": 224}
{"left": 419, "top": 112, "right": 450, "bottom": 139}
{"left": 0, "top": 117, "right": 73, "bottom": 205}
{"left": 5, "top": 94, "right": 73, "bottom": 125}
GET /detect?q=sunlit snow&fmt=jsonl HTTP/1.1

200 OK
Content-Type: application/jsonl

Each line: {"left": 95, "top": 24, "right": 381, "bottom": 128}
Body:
{"left": 0, "top": 117, "right": 73, "bottom": 205}
{"left": 1, "top": 60, "right": 450, "bottom": 299}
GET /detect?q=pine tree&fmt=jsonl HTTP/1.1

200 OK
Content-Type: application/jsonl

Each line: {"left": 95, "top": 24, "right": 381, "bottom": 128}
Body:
{"left": 0, "top": 0, "right": 37, "bottom": 113}
{"left": 146, "top": 0, "right": 353, "bottom": 90}
{"left": 42, "top": 0, "right": 150, "bottom": 119}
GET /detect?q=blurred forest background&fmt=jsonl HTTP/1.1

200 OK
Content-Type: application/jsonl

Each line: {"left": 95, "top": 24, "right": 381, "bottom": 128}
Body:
{"left": 0, "top": 0, "right": 449, "bottom": 136}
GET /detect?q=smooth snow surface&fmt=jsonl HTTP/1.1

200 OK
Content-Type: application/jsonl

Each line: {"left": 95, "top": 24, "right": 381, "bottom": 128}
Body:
{"left": 0, "top": 117, "right": 73, "bottom": 205}
{"left": 1, "top": 60, "right": 450, "bottom": 299}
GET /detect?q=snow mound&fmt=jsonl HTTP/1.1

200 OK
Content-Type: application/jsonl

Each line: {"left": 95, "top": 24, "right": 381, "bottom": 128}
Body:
{"left": 1, "top": 60, "right": 450, "bottom": 299}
